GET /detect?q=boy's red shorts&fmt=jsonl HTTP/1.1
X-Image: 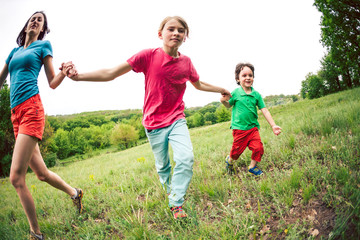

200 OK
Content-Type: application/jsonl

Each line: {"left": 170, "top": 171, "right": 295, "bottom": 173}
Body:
{"left": 230, "top": 127, "right": 264, "bottom": 162}
{"left": 11, "top": 94, "right": 45, "bottom": 140}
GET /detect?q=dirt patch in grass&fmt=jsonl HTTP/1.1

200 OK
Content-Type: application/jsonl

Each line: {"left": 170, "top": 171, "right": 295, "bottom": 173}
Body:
{"left": 262, "top": 197, "right": 336, "bottom": 239}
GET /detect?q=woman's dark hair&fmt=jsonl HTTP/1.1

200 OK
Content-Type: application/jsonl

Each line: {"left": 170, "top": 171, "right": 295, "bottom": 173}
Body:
{"left": 235, "top": 63, "right": 255, "bottom": 85}
{"left": 16, "top": 11, "right": 50, "bottom": 47}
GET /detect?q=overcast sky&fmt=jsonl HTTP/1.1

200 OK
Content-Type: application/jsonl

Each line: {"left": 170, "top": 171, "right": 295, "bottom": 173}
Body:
{"left": 0, "top": 0, "right": 326, "bottom": 116}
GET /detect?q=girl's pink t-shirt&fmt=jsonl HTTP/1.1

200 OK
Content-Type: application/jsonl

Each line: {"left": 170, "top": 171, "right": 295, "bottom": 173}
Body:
{"left": 127, "top": 48, "right": 199, "bottom": 130}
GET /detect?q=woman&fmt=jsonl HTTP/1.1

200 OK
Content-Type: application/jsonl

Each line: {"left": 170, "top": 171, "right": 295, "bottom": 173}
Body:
{"left": 0, "top": 11, "right": 83, "bottom": 240}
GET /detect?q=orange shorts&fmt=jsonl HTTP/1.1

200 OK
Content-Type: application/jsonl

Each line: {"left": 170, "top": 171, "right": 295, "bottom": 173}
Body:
{"left": 11, "top": 94, "right": 45, "bottom": 140}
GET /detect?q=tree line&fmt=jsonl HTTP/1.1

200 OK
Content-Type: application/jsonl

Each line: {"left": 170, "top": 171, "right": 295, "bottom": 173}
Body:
{"left": 0, "top": 81, "right": 299, "bottom": 177}
{"left": 0, "top": 82, "right": 233, "bottom": 177}
{"left": 301, "top": 0, "right": 360, "bottom": 99}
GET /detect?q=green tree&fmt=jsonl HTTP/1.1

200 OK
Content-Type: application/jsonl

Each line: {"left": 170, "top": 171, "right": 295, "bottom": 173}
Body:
{"left": 186, "top": 116, "right": 195, "bottom": 128}
{"left": 301, "top": 77, "right": 309, "bottom": 99}
{"left": 302, "top": 73, "right": 326, "bottom": 99}
{"left": 63, "top": 118, "right": 90, "bottom": 131}
{"left": 204, "top": 112, "right": 217, "bottom": 124}
{"left": 88, "top": 115, "right": 108, "bottom": 126}
{"left": 126, "top": 115, "right": 146, "bottom": 139}
{"left": 199, "top": 104, "right": 217, "bottom": 115}
{"left": 47, "top": 116, "right": 64, "bottom": 131}
{"left": 215, "top": 105, "right": 231, "bottom": 122}
{"left": 0, "top": 82, "right": 14, "bottom": 177}
{"left": 110, "top": 123, "right": 139, "bottom": 149}
{"left": 319, "top": 53, "right": 343, "bottom": 93}
{"left": 68, "top": 127, "right": 88, "bottom": 155}
{"left": 39, "top": 116, "right": 57, "bottom": 167}
{"left": 314, "top": 0, "right": 360, "bottom": 88}
{"left": 192, "top": 112, "right": 204, "bottom": 127}
{"left": 52, "top": 129, "right": 71, "bottom": 159}
{"left": 291, "top": 95, "right": 299, "bottom": 103}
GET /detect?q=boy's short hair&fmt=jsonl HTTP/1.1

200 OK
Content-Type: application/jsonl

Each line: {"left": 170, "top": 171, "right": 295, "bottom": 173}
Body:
{"left": 235, "top": 63, "right": 255, "bottom": 85}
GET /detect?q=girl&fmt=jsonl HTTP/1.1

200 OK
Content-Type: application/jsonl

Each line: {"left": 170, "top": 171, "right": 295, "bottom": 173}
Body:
{"left": 67, "top": 16, "right": 231, "bottom": 219}
{"left": 0, "top": 11, "right": 83, "bottom": 240}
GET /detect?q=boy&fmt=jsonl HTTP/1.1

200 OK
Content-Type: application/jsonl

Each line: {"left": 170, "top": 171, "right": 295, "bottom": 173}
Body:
{"left": 220, "top": 63, "right": 281, "bottom": 176}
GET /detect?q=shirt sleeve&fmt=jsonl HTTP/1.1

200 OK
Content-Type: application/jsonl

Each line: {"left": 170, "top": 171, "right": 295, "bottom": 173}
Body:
{"left": 127, "top": 48, "right": 152, "bottom": 73}
{"left": 41, "top": 40, "right": 53, "bottom": 59}
{"left": 257, "top": 93, "right": 266, "bottom": 109}
{"left": 188, "top": 59, "right": 199, "bottom": 82}
{"left": 228, "top": 89, "right": 237, "bottom": 106}
{"left": 5, "top": 48, "right": 17, "bottom": 65}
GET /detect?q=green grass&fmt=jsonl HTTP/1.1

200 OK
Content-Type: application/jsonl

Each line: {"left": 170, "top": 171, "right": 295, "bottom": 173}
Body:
{"left": 1, "top": 88, "right": 359, "bottom": 239}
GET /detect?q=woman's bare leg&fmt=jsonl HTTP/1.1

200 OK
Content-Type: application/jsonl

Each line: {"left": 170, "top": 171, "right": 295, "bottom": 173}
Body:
{"left": 29, "top": 144, "right": 76, "bottom": 196}
{"left": 9, "top": 134, "right": 40, "bottom": 234}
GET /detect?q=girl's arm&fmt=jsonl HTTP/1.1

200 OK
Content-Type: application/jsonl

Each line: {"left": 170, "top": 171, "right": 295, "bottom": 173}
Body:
{"left": 70, "top": 62, "right": 132, "bottom": 82}
{"left": 43, "top": 56, "right": 67, "bottom": 89}
{"left": 190, "top": 80, "right": 231, "bottom": 97}
{"left": 260, "top": 107, "right": 282, "bottom": 135}
{"left": 0, "top": 64, "right": 9, "bottom": 90}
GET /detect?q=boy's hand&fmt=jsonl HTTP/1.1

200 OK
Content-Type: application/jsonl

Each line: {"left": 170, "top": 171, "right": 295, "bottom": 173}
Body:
{"left": 272, "top": 125, "right": 282, "bottom": 136}
{"left": 220, "top": 95, "right": 230, "bottom": 102}
{"left": 220, "top": 88, "right": 231, "bottom": 98}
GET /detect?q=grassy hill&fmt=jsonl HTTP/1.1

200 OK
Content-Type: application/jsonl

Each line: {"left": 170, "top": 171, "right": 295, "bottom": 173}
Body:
{"left": 0, "top": 88, "right": 359, "bottom": 239}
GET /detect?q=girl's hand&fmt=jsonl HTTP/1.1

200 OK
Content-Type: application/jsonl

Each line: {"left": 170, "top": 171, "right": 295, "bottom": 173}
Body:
{"left": 272, "top": 125, "right": 282, "bottom": 136}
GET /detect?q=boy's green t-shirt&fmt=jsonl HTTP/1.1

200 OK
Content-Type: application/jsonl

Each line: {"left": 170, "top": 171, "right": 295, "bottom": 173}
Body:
{"left": 228, "top": 87, "right": 266, "bottom": 130}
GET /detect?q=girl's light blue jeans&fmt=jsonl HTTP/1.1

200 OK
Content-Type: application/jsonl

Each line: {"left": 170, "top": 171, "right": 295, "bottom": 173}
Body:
{"left": 145, "top": 119, "right": 194, "bottom": 207}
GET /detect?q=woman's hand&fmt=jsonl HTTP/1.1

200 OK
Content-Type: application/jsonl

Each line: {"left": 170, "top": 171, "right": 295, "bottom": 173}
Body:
{"left": 59, "top": 61, "right": 78, "bottom": 78}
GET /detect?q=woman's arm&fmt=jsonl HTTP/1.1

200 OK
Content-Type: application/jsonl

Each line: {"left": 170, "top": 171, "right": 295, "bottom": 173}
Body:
{"left": 260, "top": 107, "right": 282, "bottom": 135}
{"left": 190, "top": 80, "right": 231, "bottom": 97}
{"left": 43, "top": 56, "right": 67, "bottom": 89}
{"left": 70, "top": 62, "right": 133, "bottom": 82}
{"left": 0, "top": 64, "right": 9, "bottom": 90}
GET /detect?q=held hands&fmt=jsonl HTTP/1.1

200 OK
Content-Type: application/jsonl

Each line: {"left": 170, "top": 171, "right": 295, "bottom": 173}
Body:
{"left": 221, "top": 88, "right": 231, "bottom": 98}
{"left": 272, "top": 125, "right": 282, "bottom": 136}
{"left": 59, "top": 61, "right": 78, "bottom": 78}
{"left": 220, "top": 94, "right": 230, "bottom": 102}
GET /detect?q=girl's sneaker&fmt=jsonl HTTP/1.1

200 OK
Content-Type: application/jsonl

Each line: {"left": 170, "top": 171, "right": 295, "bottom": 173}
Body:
{"left": 170, "top": 206, "right": 187, "bottom": 219}
{"left": 30, "top": 231, "right": 45, "bottom": 240}
{"left": 71, "top": 188, "right": 83, "bottom": 214}
{"left": 248, "top": 166, "right": 263, "bottom": 176}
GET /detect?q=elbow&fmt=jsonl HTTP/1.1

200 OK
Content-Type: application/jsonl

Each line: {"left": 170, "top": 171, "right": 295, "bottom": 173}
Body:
{"left": 103, "top": 70, "right": 117, "bottom": 82}
{"left": 49, "top": 83, "right": 58, "bottom": 89}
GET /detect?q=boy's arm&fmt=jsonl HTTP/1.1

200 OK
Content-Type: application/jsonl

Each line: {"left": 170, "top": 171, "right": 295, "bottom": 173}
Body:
{"left": 70, "top": 62, "right": 132, "bottom": 82}
{"left": 220, "top": 95, "right": 231, "bottom": 108}
{"left": 190, "top": 80, "right": 231, "bottom": 97}
{"left": 260, "top": 107, "right": 282, "bottom": 135}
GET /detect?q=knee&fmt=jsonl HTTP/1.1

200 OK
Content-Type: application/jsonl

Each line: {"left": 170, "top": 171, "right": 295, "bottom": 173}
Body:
{"left": 36, "top": 170, "right": 50, "bottom": 182}
{"left": 254, "top": 146, "right": 264, "bottom": 153}
{"left": 180, "top": 152, "right": 194, "bottom": 168}
{"left": 10, "top": 173, "right": 25, "bottom": 189}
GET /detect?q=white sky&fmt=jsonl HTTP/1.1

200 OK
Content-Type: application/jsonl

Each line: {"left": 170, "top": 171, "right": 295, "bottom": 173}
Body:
{"left": 0, "top": 0, "right": 326, "bottom": 116}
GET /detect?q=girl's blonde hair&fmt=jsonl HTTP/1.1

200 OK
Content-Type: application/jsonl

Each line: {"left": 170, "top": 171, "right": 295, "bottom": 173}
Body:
{"left": 158, "top": 16, "right": 189, "bottom": 38}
